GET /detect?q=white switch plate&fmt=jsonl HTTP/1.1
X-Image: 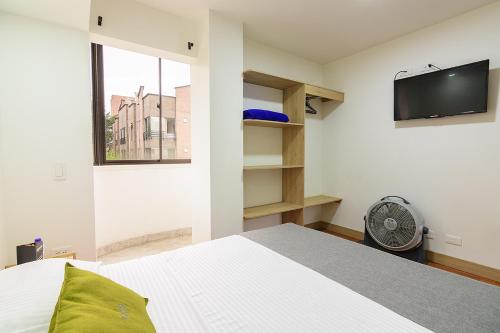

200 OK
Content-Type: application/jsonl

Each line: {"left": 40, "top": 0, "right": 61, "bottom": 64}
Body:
{"left": 445, "top": 234, "right": 462, "bottom": 246}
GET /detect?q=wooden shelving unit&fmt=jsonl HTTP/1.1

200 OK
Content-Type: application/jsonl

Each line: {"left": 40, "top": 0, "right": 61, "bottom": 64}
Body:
{"left": 243, "top": 70, "right": 344, "bottom": 225}
{"left": 243, "top": 165, "right": 304, "bottom": 171}
{"left": 243, "top": 119, "right": 303, "bottom": 128}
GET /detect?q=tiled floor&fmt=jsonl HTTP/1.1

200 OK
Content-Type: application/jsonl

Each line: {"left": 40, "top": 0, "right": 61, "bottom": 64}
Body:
{"left": 98, "top": 234, "right": 192, "bottom": 265}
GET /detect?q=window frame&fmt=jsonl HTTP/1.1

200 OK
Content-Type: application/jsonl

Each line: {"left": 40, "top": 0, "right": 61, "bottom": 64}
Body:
{"left": 91, "top": 43, "right": 191, "bottom": 166}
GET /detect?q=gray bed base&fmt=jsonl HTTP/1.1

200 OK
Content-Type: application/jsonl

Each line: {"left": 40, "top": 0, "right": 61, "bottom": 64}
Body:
{"left": 242, "top": 223, "right": 500, "bottom": 333}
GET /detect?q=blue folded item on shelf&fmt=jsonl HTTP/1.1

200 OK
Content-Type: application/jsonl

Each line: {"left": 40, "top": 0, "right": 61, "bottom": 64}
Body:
{"left": 243, "top": 109, "right": 289, "bottom": 123}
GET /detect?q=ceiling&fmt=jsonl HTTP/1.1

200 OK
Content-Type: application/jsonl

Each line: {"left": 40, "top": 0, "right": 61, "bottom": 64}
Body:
{"left": 137, "top": 0, "right": 496, "bottom": 64}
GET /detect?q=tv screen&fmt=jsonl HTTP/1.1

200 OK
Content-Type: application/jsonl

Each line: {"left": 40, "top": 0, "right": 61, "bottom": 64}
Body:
{"left": 394, "top": 60, "right": 489, "bottom": 121}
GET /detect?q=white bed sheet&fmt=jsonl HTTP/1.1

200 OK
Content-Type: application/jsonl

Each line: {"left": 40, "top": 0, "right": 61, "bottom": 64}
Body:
{"left": 100, "top": 236, "right": 433, "bottom": 333}
{"left": 0, "top": 259, "right": 101, "bottom": 333}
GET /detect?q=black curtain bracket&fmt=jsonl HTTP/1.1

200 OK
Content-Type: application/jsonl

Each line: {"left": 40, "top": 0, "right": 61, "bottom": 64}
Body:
{"left": 428, "top": 63, "right": 442, "bottom": 71}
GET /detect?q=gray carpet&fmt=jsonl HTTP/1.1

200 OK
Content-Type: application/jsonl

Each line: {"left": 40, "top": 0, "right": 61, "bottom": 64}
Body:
{"left": 242, "top": 223, "right": 500, "bottom": 333}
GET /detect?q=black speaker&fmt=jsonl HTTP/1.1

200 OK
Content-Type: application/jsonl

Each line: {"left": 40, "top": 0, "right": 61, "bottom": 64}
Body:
{"left": 16, "top": 240, "right": 43, "bottom": 265}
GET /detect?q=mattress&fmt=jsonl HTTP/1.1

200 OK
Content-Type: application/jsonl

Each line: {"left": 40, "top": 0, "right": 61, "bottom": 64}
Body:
{"left": 242, "top": 223, "right": 500, "bottom": 333}
{"left": 2, "top": 224, "right": 498, "bottom": 332}
{"left": 100, "top": 235, "right": 431, "bottom": 332}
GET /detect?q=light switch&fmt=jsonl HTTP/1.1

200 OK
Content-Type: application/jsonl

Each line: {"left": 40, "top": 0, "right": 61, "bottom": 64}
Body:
{"left": 54, "top": 163, "right": 66, "bottom": 180}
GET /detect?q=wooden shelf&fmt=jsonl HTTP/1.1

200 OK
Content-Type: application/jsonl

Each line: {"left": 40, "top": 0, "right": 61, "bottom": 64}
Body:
{"left": 304, "top": 195, "right": 342, "bottom": 207}
{"left": 243, "top": 119, "right": 303, "bottom": 128}
{"left": 244, "top": 70, "right": 301, "bottom": 90}
{"left": 244, "top": 196, "right": 342, "bottom": 219}
{"left": 305, "top": 84, "right": 344, "bottom": 103}
{"left": 244, "top": 202, "right": 303, "bottom": 219}
{"left": 244, "top": 165, "right": 304, "bottom": 170}
{"left": 243, "top": 70, "right": 344, "bottom": 103}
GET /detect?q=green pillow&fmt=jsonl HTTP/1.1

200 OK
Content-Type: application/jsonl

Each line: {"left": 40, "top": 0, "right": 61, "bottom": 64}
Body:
{"left": 49, "top": 263, "right": 156, "bottom": 333}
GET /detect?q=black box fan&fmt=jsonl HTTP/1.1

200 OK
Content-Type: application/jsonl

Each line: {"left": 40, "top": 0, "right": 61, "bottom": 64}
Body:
{"left": 363, "top": 196, "right": 428, "bottom": 264}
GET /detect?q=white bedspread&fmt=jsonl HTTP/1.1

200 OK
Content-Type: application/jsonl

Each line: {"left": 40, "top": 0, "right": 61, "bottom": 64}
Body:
{"left": 100, "top": 236, "right": 432, "bottom": 333}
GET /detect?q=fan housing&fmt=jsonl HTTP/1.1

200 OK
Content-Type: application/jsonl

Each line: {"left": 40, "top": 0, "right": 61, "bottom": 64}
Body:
{"left": 363, "top": 196, "right": 428, "bottom": 264}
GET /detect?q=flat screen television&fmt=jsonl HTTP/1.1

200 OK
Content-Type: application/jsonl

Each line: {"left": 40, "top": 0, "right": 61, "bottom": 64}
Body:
{"left": 394, "top": 60, "right": 489, "bottom": 121}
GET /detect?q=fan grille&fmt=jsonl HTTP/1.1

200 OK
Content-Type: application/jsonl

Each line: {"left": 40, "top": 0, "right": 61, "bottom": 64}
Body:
{"left": 367, "top": 202, "right": 416, "bottom": 248}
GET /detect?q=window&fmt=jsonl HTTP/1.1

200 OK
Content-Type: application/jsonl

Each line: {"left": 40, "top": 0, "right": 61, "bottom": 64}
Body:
{"left": 144, "top": 117, "right": 151, "bottom": 140}
{"left": 91, "top": 43, "right": 191, "bottom": 165}
{"left": 166, "top": 118, "right": 175, "bottom": 138}
{"left": 120, "top": 128, "right": 126, "bottom": 144}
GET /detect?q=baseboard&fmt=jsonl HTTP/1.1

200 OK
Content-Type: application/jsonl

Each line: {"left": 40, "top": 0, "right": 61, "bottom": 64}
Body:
{"left": 305, "top": 221, "right": 364, "bottom": 240}
{"left": 426, "top": 251, "right": 500, "bottom": 282}
{"left": 326, "top": 223, "right": 364, "bottom": 241}
{"left": 303, "top": 221, "right": 328, "bottom": 231}
{"left": 97, "top": 227, "right": 192, "bottom": 257}
{"left": 305, "top": 222, "right": 499, "bottom": 283}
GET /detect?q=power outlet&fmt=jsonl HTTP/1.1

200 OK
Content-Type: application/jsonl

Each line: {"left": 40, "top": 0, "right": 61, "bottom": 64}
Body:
{"left": 425, "top": 229, "right": 435, "bottom": 240}
{"left": 52, "top": 246, "right": 72, "bottom": 255}
{"left": 445, "top": 234, "right": 462, "bottom": 246}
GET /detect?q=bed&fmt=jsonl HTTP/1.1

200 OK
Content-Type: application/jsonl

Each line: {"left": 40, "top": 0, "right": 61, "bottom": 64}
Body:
{"left": 244, "top": 224, "right": 500, "bottom": 333}
{"left": 0, "top": 223, "right": 498, "bottom": 332}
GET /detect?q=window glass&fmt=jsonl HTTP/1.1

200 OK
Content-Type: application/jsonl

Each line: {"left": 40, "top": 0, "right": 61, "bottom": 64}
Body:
{"left": 93, "top": 44, "right": 191, "bottom": 164}
{"left": 103, "top": 45, "right": 159, "bottom": 161}
{"left": 160, "top": 58, "right": 191, "bottom": 160}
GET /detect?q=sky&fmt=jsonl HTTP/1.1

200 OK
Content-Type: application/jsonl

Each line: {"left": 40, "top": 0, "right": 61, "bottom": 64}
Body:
{"left": 102, "top": 45, "right": 191, "bottom": 114}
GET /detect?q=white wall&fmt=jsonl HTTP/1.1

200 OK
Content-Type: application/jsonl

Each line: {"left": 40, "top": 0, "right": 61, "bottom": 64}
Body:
{"left": 322, "top": 2, "right": 500, "bottom": 269}
{"left": 243, "top": 39, "right": 325, "bottom": 230}
{"left": 0, "top": 225, "right": 5, "bottom": 270}
{"left": 0, "top": 12, "right": 96, "bottom": 262}
{"left": 0, "top": 0, "right": 91, "bottom": 31}
{"left": 93, "top": 165, "right": 194, "bottom": 248}
{"left": 244, "top": 38, "right": 323, "bottom": 86}
{"left": 0, "top": 163, "right": 6, "bottom": 269}
{"left": 0, "top": 87, "right": 5, "bottom": 268}
{"left": 189, "top": 12, "right": 212, "bottom": 243}
{"left": 0, "top": 1, "right": 214, "bottom": 252}
{"left": 90, "top": 1, "right": 215, "bottom": 248}
{"left": 209, "top": 12, "right": 244, "bottom": 239}
{"left": 90, "top": 0, "right": 197, "bottom": 62}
